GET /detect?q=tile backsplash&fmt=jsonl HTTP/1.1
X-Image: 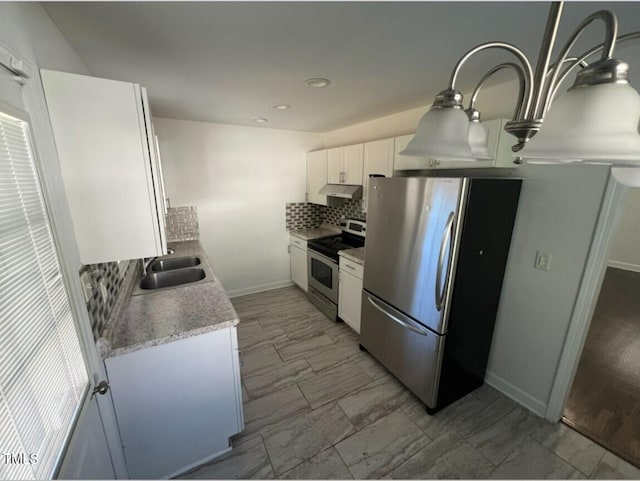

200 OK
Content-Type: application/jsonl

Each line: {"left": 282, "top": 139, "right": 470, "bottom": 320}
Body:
{"left": 166, "top": 206, "right": 199, "bottom": 242}
{"left": 80, "top": 259, "right": 139, "bottom": 340}
{"left": 324, "top": 199, "right": 365, "bottom": 225}
{"left": 285, "top": 202, "right": 326, "bottom": 230}
{"left": 285, "top": 200, "right": 365, "bottom": 231}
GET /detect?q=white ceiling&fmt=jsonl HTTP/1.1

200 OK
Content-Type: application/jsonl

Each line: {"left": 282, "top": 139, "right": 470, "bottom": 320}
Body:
{"left": 42, "top": 1, "right": 640, "bottom": 132}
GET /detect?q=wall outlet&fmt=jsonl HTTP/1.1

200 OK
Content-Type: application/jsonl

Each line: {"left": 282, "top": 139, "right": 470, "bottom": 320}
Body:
{"left": 534, "top": 251, "right": 552, "bottom": 271}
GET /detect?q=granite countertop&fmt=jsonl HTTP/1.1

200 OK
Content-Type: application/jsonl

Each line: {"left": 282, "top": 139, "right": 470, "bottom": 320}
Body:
{"left": 338, "top": 247, "right": 365, "bottom": 266}
{"left": 99, "top": 241, "right": 239, "bottom": 358}
{"left": 290, "top": 224, "right": 341, "bottom": 241}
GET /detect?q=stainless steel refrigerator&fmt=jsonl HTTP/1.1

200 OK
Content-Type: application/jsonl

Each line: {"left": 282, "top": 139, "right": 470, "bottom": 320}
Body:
{"left": 360, "top": 176, "right": 521, "bottom": 413}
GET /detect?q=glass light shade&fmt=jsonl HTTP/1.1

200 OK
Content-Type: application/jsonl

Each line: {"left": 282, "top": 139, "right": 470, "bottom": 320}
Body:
{"left": 400, "top": 107, "right": 476, "bottom": 161}
{"left": 468, "top": 121, "right": 492, "bottom": 160}
{"left": 520, "top": 83, "right": 640, "bottom": 164}
{"left": 611, "top": 167, "right": 640, "bottom": 187}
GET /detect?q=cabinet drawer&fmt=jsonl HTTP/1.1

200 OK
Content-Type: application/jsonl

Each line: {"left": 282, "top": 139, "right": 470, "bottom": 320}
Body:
{"left": 289, "top": 236, "right": 307, "bottom": 251}
{"left": 339, "top": 257, "right": 363, "bottom": 279}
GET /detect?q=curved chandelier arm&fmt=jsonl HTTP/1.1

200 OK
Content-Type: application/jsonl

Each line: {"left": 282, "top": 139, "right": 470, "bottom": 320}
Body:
{"left": 448, "top": 42, "right": 535, "bottom": 118}
{"left": 468, "top": 62, "right": 527, "bottom": 120}
{"left": 539, "top": 10, "right": 618, "bottom": 117}
{"left": 549, "top": 31, "right": 640, "bottom": 105}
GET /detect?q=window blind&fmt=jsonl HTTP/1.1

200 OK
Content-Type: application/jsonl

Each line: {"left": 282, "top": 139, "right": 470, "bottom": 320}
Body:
{"left": 0, "top": 110, "right": 89, "bottom": 479}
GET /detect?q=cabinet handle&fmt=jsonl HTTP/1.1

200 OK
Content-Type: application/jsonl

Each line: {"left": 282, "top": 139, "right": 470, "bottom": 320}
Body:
{"left": 345, "top": 264, "right": 356, "bottom": 270}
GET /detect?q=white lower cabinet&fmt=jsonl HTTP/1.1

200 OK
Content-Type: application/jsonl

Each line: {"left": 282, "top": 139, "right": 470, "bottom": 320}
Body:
{"left": 289, "top": 235, "right": 308, "bottom": 291}
{"left": 338, "top": 257, "right": 364, "bottom": 334}
{"left": 105, "top": 326, "right": 244, "bottom": 479}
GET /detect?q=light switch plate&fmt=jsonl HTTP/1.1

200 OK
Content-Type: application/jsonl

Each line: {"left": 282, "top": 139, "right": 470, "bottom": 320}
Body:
{"left": 534, "top": 251, "right": 552, "bottom": 271}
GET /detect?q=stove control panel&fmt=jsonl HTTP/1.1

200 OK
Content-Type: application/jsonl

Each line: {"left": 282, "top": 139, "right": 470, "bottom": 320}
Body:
{"left": 340, "top": 218, "right": 366, "bottom": 237}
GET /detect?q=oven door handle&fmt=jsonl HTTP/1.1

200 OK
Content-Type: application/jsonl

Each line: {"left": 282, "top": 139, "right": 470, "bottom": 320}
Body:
{"left": 367, "top": 296, "right": 429, "bottom": 336}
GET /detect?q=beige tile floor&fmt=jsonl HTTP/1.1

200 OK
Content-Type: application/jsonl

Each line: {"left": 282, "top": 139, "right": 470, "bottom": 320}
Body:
{"left": 180, "top": 287, "right": 640, "bottom": 480}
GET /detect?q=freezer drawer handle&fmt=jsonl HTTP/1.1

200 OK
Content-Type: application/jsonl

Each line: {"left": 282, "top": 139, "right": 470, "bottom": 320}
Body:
{"left": 435, "top": 212, "right": 455, "bottom": 312}
{"left": 367, "top": 296, "right": 429, "bottom": 336}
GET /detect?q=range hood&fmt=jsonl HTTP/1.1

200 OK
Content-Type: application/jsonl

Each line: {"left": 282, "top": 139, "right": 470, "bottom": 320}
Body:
{"left": 319, "top": 183, "right": 362, "bottom": 200}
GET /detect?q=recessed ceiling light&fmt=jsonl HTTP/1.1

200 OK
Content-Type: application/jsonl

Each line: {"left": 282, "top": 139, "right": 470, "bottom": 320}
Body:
{"left": 304, "top": 78, "right": 331, "bottom": 88}
{"left": 252, "top": 118, "right": 268, "bottom": 123}
{"left": 271, "top": 104, "right": 290, "bottom": 110}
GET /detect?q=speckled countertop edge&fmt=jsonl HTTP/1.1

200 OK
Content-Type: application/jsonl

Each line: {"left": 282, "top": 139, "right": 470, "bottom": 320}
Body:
{"left": 338, "top": 247, "right": 365, "bottom": 266}
{"left": 289, "top": 224, "right": 341, "bottom": 241}
{"left": 99, "top": 241, "right": 239, "bottom": 358}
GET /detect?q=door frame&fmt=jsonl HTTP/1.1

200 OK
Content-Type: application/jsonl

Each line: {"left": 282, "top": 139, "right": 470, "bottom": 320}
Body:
{"left": 545, "top": 173, "right": 627, "bottom": 421}
{"left": 2, "top": 41, "right": 129, "bottom": 477}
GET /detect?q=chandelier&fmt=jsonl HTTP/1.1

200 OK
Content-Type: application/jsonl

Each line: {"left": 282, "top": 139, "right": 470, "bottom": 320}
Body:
{"left": 401, "top": 2, "right": 640, "bottom": 186}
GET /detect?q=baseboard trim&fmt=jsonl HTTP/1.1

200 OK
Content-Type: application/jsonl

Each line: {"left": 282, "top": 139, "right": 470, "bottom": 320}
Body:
{"left": 166, "top": 445, "right": 232, "bottom": 479}
{"left": 226, "top": 280, "right": 295, "bottom": 298}
{"left": 608, "top": 260, "right": 640, "bottom": 273}
{"left": 485, "top": 370, "right": 547, "bottom": 418}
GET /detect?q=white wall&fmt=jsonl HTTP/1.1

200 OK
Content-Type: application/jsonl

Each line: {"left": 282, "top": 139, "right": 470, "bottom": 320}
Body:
{"left": 608, "top": 187, "right": 640, "bottom": 272}
{"left": 324, "top": 79, "right": 611, "bottom": 417}
{"left": 154, "top": 118, "right": 323, "bottom": 296}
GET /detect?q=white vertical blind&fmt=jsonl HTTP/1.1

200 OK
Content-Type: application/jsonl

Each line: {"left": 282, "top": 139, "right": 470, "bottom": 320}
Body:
{"left": 0, "top": 110, "right": 89, "bottom": 479}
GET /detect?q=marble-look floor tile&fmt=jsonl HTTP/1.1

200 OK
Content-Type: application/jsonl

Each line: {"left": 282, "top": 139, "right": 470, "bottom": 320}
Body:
{"left": 531, "top": 421, "right": 607, "bottom": 476}
{"left": 385, "top": 431, "right": 494, "bottom": 479}
{"left": 180, "top": 435, "right": 274, "bottom": 479}
{"left": 490, "top": 437, "right": 584, "bottom": 479}
{"left": 237, "top": 319, "right": 263, "bottom": 339}
{"left": 335, "top": 409, "right": 431, "bottom": 479}
{"left": 243, "top": 358, "right": 313, "bottom": 399}
{"left": 278, "top": 447, "right": 353, "bottom": 480}
{"left": 590, "top": 451, "right": 640, "bottom": 479}
{"left": 304, "top": 341, "right": 362, "bottom": 372}
{"left": 297, "top": 361, "right": 371, "bottom": 409}
{"left": 402, "top": 390, "right": 477, "bottom": 441}
{"left": 274, "top": 334, "right": 335, "bottom": 361}
{"left": 263, "top": 402, "right": 355, "bottom": 475}
{"left": 241, "top": 345, "right": 283, "bottom": 375}
{"left": 338, "top": 374, "right": 412, "bottom": 430}
{"left": 243, "top": 385, "right": 311, "bottom": 436}
{"left": 239, "top": 327, "right": 289, "bottom": 353}
{"left": 277, "top": 319, "right": 325, "bottom": 341}
{"left": 448, "top": 389, "right": 518, "bottom": 439}
{"left": 467, "top": 404, "right": 543, "bottom": 465}
{"left": 241, "top": 382, "right": 249, "bottom": 403}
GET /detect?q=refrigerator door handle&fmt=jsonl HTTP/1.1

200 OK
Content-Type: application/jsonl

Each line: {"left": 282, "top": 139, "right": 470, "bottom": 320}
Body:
{"left": 435, "top": 211, "right": 455, "bottom": 312}
{"left": 367, "top": 296, "right": 430, "bottom": 336}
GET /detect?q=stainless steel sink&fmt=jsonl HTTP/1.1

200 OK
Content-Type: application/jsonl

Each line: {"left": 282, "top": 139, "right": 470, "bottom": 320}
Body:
{"left": 140, "top": 268, "right": 206, "bottom": 290}
{"left": 150, "top": 256, "right": 201, "bottom": 272}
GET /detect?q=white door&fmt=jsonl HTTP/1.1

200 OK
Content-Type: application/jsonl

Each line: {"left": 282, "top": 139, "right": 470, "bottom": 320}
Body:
{"left": 0, "top": 50, "right": 125, "bottom": 479}
{"left": 290, "top": 244, "right": 308, "bottom": 291}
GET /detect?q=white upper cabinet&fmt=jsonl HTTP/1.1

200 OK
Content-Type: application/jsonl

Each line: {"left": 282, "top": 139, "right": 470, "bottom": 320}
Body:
{"left": 394, "top": 118, "right": 518, "bottom": 171}
{"left": 327, "top": 144, "right": 363, "bottom": 185}
{"left": 41, "top": 69, "right": 167, "bottom": 264}
{"left": 362, "top": 138, "right": 394, "bottom": 212}
{"left": 307, "top": 149, "right": 328, "bottom": 205}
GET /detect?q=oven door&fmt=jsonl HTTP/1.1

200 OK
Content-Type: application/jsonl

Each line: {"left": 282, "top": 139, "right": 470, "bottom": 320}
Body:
{"left": 307, "top": 249, "right": 338, "bottom": 303}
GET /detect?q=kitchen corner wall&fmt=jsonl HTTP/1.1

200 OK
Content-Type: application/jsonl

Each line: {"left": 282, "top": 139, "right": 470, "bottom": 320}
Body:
{"left": 154, "top": 118, "right": 322, "bottom": 297}
{"left": 608, "top": 187, "right": 640, "bottom": 272}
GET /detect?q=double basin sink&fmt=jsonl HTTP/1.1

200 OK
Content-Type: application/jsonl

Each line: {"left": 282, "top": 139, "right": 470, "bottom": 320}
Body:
{"left": 140, "top": 256, "right": 206, "bottom": 290}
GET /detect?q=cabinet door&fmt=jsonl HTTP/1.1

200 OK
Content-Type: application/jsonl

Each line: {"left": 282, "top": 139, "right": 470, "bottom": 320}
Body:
{"left": 105, "top": 328, "right": 242, "bottom": 478}
{"left": 339, "top": 269, "right": 363, "bottom": 334}
{"left": 363, "top": 138, "right": 394, "bottom": 212}
{"left": 307, "top": 150, "right": 328, "bottom": 205}
{"left": 290, "top": 244, "right": 308, "bottom": 292}
{"left": 327, "top": 147, "right": 344, "bottom": 184}
{"left": 41, "top": 69, "right": 165, "bottom": 263}
{"left": 343, "top": 144, "right": 364, "bottom": 185}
